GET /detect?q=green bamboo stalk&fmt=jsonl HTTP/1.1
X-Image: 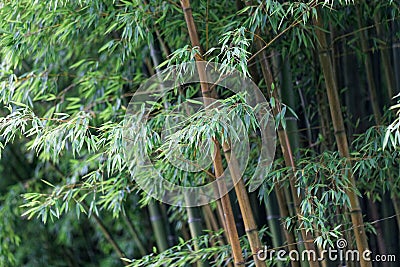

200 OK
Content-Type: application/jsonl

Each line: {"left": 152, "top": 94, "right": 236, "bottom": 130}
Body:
{"left": 373, "top": 7, "right": 395, "bottom": 101}
{"left": 273, "top": 51, "right": 318, "bottom": 267}
{"left": 271, "top": 51, "right": 300, "bottom": 151}
{"left": 312, "top": 6, "right": 372, "bottom": 267}
{"left": 387, "top": 172, "right": 400, "bottom": 232}
{"left": 150, "top": 34, "right": 217, "bottom": 261}
{"left": 380, "top": 194, "right": 399, "bottom": 262}
{"left": 341, "top": 37, "right": 366, "bottom": 135}
{"left": 355, "top": 3, "right": 382, "bottom": 123}
{"left": 329, "top": 21, "right": 339, "bottom": 86}
{"left": 355, "top": 5, "right": 390, "bottom": 260}
{"left": 148, "top": 201, "right": 169, "bottom": 252}
{"left": 392, "top": 20, "right": 400, "bottom": 94}
{"left": 161, "top": 204, "right": 177, "bottom": 246}
{"left": 392, "top": 195, "right": 400, "bottom": 233}
{"left": 263, "top": 192, "right": 283, "bottom": 267}
{"left": 270, "top": 51, "right": 308, "bottom": 267}
{"left": 185, "top": 194, "right": 210, "bottom": 267}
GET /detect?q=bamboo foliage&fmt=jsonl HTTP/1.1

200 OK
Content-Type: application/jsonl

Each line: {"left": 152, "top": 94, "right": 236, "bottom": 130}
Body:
{"left": 0, "top": 1, "right": 400, "bottom": 266}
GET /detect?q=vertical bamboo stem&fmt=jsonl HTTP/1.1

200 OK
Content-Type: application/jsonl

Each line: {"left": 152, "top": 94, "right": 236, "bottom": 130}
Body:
{"left": 373, "top": 8, "right": 395, "bottom": 101}
{"left": 355, "top": 4, "right": 382, "bottom": 123}
{"left": 248, "top": 59, "right": 300, "bottom": 267}
{"left": 312, "top": 7, "right": 372, "bottom": 267}
{"left": 272, "top": 51, "right": 301, "bottom": 151}
{"left": 185, "top": 196, "right": 210, "bottom": 267}
{"left": 253, "top": 34, "right": 320, "bottom": 267}
{"left": 202, "top": 205, "right": 220, "bottom": 232}
{"left": 392, "top": 20, "right": 400, "bottom": 94}
{"left": 368, "top": 201, "right": 388, "bottom": 266}
{"left": 264, "top": 192, "right": 284, "bottom": 267}
{"left": 222, "top": 143, "right": 266, "bottom": 267}
{"left": 148, "top": 201, "right": 169, "bottom": 252}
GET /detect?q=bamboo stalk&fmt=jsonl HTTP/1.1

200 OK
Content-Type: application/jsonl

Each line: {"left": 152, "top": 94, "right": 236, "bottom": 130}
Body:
{"left": 275, "top": 185, "right": 301, "bottom": 267}
{"left": 271, "top": 51, "right": 301, "bottom": 151}
{"left": 181, "top": 220, "right": 192, "bottom": 241}
{"left": 343, "top": 11, "right": 391, "bottom": 262}
{"left": 185, "top": 194, "right": 211, "bottom": 267}
{"left": 329, "top": 21, "right": 339, "bottom": 87}
{"left": 202, "top": 206, "right": 234, "bottom": 267}
{"left": 202, "top": 205, "right": 220, "bottom": 233}
{"left": 242, "top": 0, "right": 319, "bottom": 264}
{"left": 264, "top": 192, "right": 284, "bottom": 267}
{"left": 148, "top": 201, "right": 169, "bottom": 252}
{"left": 355, "top": 4, "right": 382, "bottom": 123}
{"left": 312, "top": 7, "right": 372, "bottom": 267}
{"left": 248, "top": 61, "right": 300, "bottom": 267}
{"left": 341, "top": 37, "right": 366, "bottom": 135}
{"left": 221, "top": 143, "right": 265, "bottom": 267}
{"left": 392, "top": 20, "right": 400, "bottom": 94}
{"left": 373, "top": 8, "right": 395, "bottom": 101}
{"left": 180, "top": 1, "right": 245, "bottom": 265}
{"left": 277, "top": 50, "right": 319, "bottom": 267}
{"left": 391, "top": 194, "right": 400, "bottom": 232}
{"left": 368, "top": 201, "right": 389, "bottom": 266}
{"left": 355, "top": 5, "right": 390, "bottom": 260}
{"left": 214, "top": 147, "right": 246, "bottom": 266}
{"left": 215, "top": 198, "right": 232, "bottom": 244}
{"left": 180, "top": 1, "right": 269, "bottom": 265}
{"left": 253, "top": 31, "right": 320, "bottom": 267}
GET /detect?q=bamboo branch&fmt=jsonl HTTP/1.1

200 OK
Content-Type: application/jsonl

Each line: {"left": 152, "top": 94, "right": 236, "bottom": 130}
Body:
{"left": 122, "top": 214, "right": 147, "bottom": 257}
{"left": 81, "top": 202, "right": 129, "bottom": 266}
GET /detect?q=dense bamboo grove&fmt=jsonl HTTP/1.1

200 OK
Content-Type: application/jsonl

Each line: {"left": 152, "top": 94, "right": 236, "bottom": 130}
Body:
{"left": 0, "top": 0, "right": 399, "bottom": 266}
